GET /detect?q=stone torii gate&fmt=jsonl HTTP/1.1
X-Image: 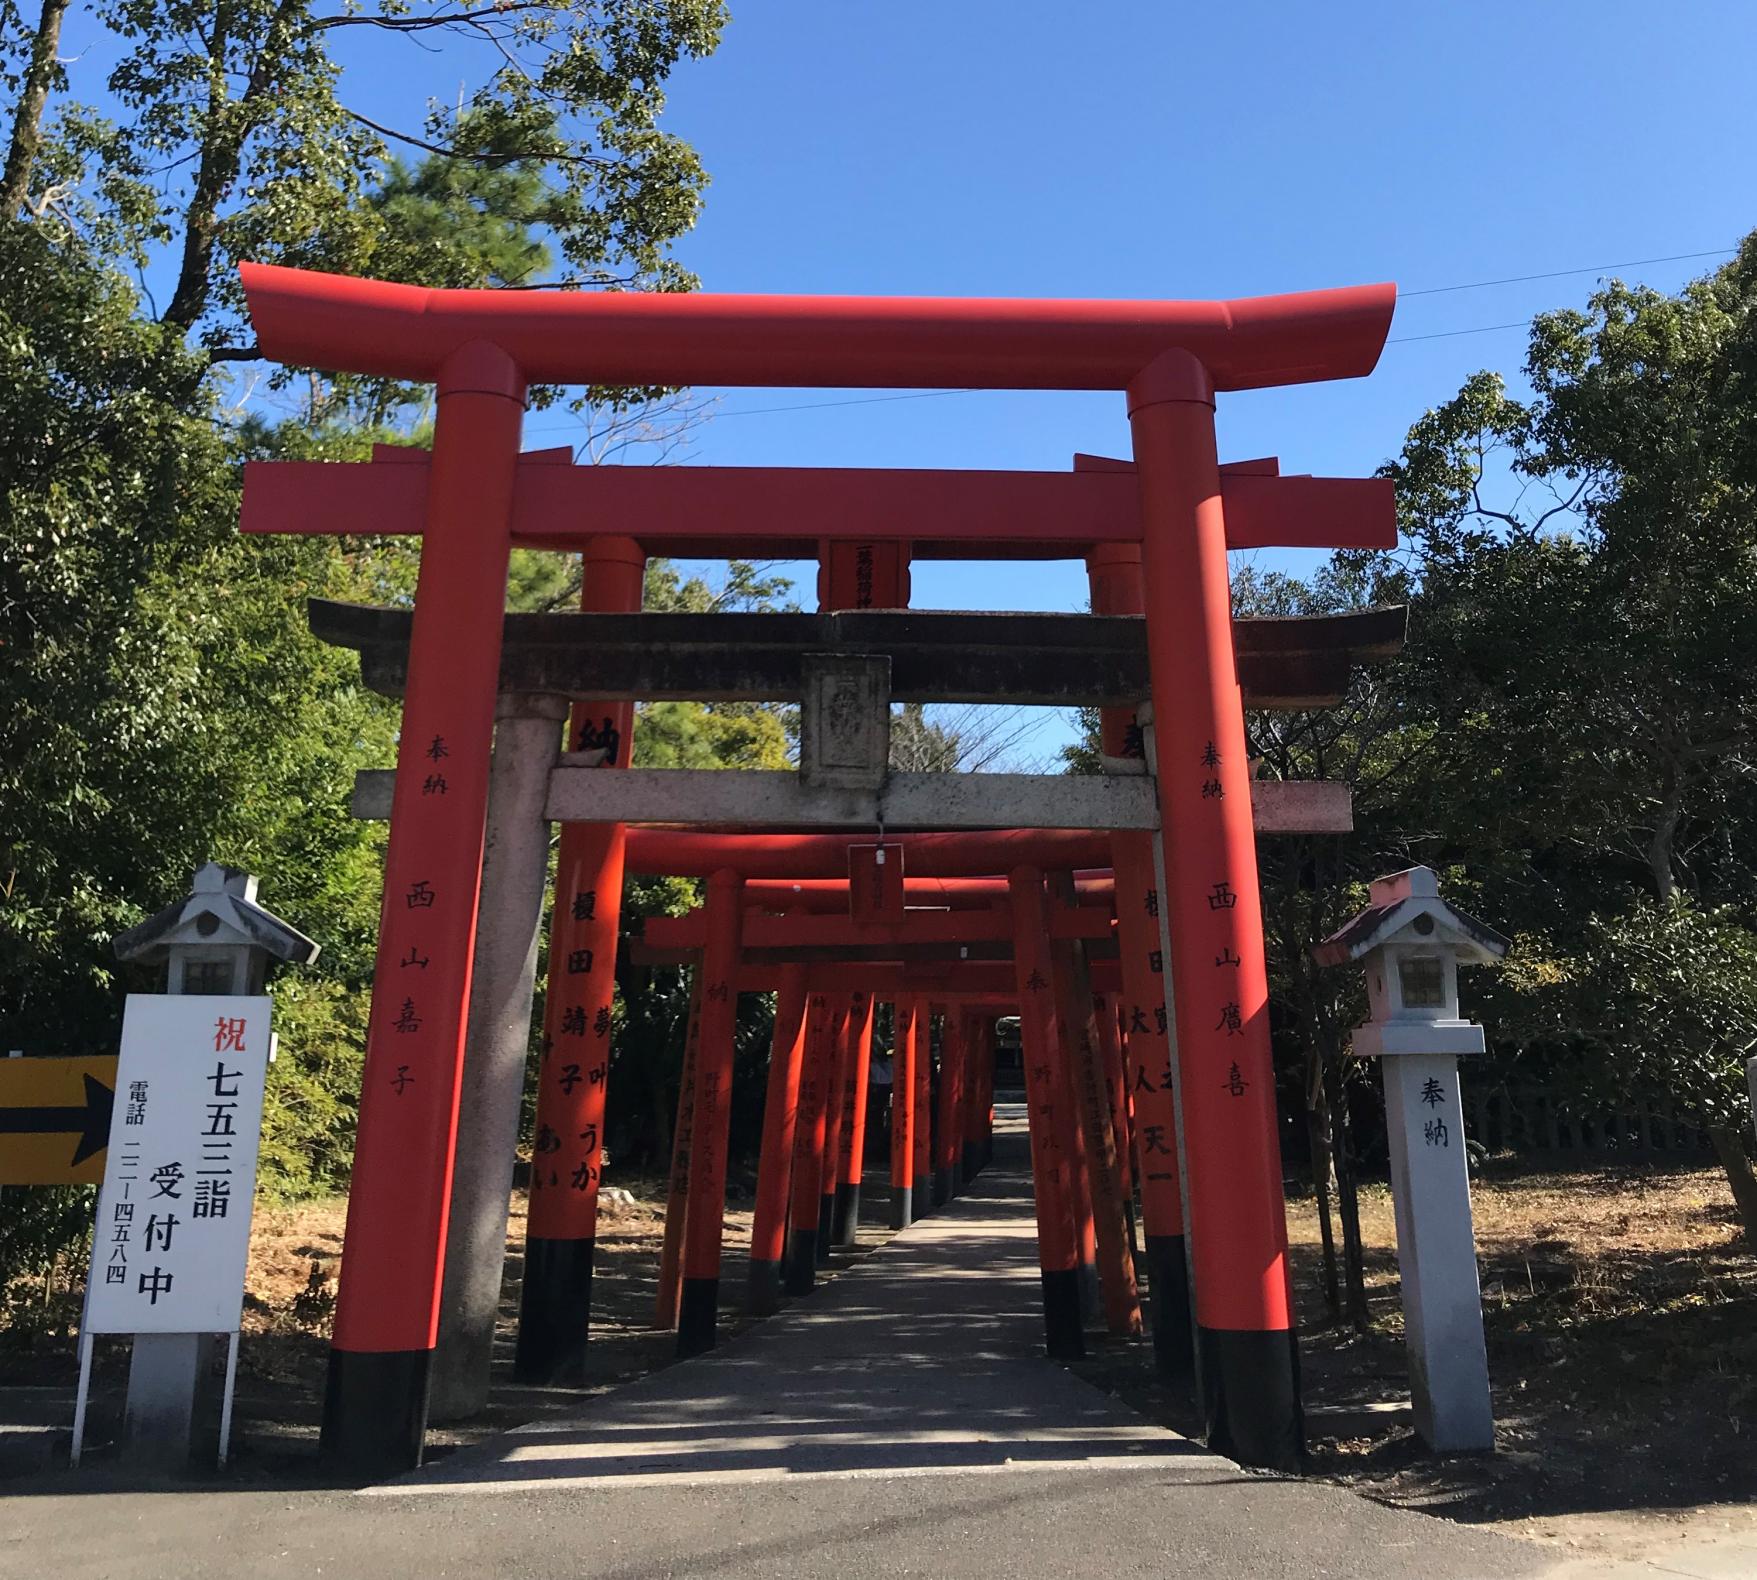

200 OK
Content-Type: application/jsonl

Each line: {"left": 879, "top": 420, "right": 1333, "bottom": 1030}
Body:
{"left": 238, "top": 262, "right": 1398, "bottom": 1474}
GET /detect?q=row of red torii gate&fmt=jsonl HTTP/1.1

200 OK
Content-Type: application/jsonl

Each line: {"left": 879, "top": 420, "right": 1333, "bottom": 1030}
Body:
{"left": 238, "top": 263, "right": 1404, "bottom": 1479}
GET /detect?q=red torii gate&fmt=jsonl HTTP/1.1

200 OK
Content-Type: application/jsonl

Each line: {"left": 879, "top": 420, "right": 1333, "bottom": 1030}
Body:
{"left": 685, "top": 881, "right": 1137, "bottom": 1353}
{"left": 237, "top": 263, "right": 1396, "bottom": 1475}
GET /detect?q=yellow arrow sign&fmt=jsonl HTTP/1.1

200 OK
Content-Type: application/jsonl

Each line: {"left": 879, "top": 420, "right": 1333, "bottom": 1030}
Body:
{"left": 0, "top": 1056, "right": 119, "bottom": 1185}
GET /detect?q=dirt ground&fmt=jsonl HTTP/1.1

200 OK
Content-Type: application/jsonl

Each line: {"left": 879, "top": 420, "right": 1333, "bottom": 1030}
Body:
{"left": 1291, "top": 1160, "right": 1757, "bottom": 1519}
{"left": 6, "top": 1157, "right": 1755, "bottom": 1568}
{"left": 1, "top": 1179, "right": 763, "bottom": 1470}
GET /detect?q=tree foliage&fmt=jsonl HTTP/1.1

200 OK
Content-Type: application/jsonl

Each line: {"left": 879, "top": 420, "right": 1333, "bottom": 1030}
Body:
{"left": 0, "top": 0, "right": 724, "bottom": 1292}
{"left": 1061, "top": 239, "right": 1757, "bottom": 1249}
{"left": 3, "top": 0, "right": 723, "bottom": 347}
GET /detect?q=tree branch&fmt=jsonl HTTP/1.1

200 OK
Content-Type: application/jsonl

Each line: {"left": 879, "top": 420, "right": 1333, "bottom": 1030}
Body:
{"left": 343, "top": 107, "right": 610, "bottom": 168}
{"left": 2, "top": 0, "right": 73, "bottom": 219}
{"left": 313, "top": 2, "right": 560, "bottom": 32}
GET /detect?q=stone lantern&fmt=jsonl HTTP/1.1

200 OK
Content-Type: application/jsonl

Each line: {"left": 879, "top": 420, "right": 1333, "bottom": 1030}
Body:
{"left": 1313, "top": 865, "right": 1508, "bottom": 1453}
{"left": 114, "top": 861, "right": 320, "bottom": 995}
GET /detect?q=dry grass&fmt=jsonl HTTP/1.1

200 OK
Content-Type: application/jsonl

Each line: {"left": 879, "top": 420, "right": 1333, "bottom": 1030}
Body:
{"left": 1284, "top": 1160, "right": 1757, "bottom": 1522}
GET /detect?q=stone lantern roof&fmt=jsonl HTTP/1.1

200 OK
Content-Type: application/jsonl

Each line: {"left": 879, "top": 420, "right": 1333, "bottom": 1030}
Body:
{"left": 113, "top": 862, "right": 320, "bottom": 967}
{"left": 1312, "top": 866, "right": 1508, "bottom": 969}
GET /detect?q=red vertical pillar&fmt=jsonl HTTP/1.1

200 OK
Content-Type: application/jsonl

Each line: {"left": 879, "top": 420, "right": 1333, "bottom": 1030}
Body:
{"left": 1090, "top": 544, "right": 1195, "bottom": 1377}
{"left": 677, "top": 869, "right": 745, "bottom": 1357}
{"left": 979, "top": 1017, "right": 997, "bottom": 1169}
{"left": 1128, "top": 349, "right": 1301, "bottom": 1470}
{"left": 962, "top": 1017, "right": 991, "bottom": 1181}
{"left": 931, "top": 1012, "right": 964, "bottom": 1206}
{"left": 815, "top": 997, "right": 855, "bottom": 1267}
{"left": 321, "top": 343, "right": 524, "bottom": 1474}
{"left": 1010, "top": 870, "right": 1084, "bottom": 1357}
{"left": 748, "top": 964, "right": 809, "bottom": 1313}
{"left": 653, "top": 978, "right": 703, "bottom": 1330}
{"left": 785, "top": 991, "right": 833, "bottom": 1293}
{"left": 888, "top": 998, "right": 917, "bottom": 1228}
{"left": 1048, "top": 922, "right": 1142, "bottom": 1337}
{"left": 1094, "top": 996, "right": 1136, "bottom": 1214}
{"left": 834, "top": 992, "right": 875, "bottom": 1246}
{"left": 911, "top": 999, "right": 934, "bottom": 1217}
{"left": 517, "top": 534, "right": 645, "bottom": 1384}
{"left": 950, "top": 1010, "right": 975, "bottom": 1193}
{"left": 1062, "top": 1033, "right": 1100, "bottom": 1320}
{"left": 1050, "top": 988, "right": 1099, "bottom": 1314}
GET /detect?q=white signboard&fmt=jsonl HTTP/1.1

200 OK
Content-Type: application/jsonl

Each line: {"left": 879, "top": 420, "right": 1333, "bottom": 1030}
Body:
{"left": 84, "top": 995, "right": 270, "bottom": 1335}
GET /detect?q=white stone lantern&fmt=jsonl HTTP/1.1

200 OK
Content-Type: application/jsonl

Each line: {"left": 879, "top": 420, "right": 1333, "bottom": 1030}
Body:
{"left": 114, "top": 861, "right": 319, "bottom": 995}
{"left": 1314, "top": 865, "right": 1508, "bottom": 1454}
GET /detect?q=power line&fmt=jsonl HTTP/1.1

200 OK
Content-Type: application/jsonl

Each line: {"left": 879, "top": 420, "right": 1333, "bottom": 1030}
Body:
{"left": 522, "top": 385, "right": 978, "bottom": 438}
{"left": 715, "top": 388, "right": 976, "bottom": 420}
{"left": 521, "top": 243, "right": 1738, "bottom": 427}
{"left": 1386, "top": 320, "right": 1531, "bottom": 346}
{"left": 1399, "top": 247, "right": 1732, "bottom": 298}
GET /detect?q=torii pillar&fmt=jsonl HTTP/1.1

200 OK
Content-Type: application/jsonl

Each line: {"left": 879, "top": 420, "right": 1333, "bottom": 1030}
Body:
{"left": 748, "top": 964, "right": 809, "bottom": 1313}
{"left": 889, "top": 997, "right": 918, "bottom": 1229}
{"left": 319, "top": 344, "right": 526, "bottom": 1472}
{"left": 516, "top": 534, "right": 645, "bottom": 1384}
{"left": 677, "top": 869, "right": 745, "bottom": 1356}
{"left": 1127, "top": 349, "right": 1302, "bottom": 1470}
{"left": 833, "top": 991, "right": 876, "bottom": 1245}
{"left": 784, "top": 990, "right": 836, "bottom": 1293}
{"left": 1090, "top": 541, "right": 1194, "bottom": 1378}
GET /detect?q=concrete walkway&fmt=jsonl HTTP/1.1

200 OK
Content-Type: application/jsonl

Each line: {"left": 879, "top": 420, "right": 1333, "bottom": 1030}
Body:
{"left": 0, "top": 1113, "right": 1557, "bottom": 1579}
{"left": 378, "top": 1138, "right": 1224, "bottom": 1495}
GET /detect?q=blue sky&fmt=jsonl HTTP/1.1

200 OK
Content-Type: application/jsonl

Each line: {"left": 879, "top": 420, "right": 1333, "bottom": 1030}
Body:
{"left": 530, "top": 3, "right": 1754, "bottom": 756}
{"left": 60, "top": 0, "right": 1757, "bottom": 756}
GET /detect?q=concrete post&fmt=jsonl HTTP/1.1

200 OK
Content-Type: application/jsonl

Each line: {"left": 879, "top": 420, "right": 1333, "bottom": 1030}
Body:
{"left": 1383, "top": 1052, "right": 1494, "bottom": 1452}
{"left": 123, "top": 1334, "right": 216, "bottom": 1467}
{"left": 430, "top": 692, "right": 567, "bottom": 1421}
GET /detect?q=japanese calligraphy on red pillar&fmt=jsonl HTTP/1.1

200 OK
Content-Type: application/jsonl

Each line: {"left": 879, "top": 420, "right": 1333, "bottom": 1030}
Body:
{"left": 528, "top": 691, "right": 634, "bottom": 1244}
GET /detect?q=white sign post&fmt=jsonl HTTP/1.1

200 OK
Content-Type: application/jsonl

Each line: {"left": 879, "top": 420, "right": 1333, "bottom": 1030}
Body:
{"left": 73, "top": 994, "right": 271, "bottom": 1467}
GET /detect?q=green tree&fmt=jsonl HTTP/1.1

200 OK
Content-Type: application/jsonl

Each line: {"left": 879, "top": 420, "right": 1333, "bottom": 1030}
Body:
{"left": 1373, "top": 238, "right": 1757, "bottom": 1234}
{"left": 889, "top": 702, "right": 962, "bottom": 772}
{"left": 631, "top": 558, "right": 799, "bottom": 770}
{"left": 0, "top": 0, "right": 726, "bottom": 1266}
{"left": 2, "top": 0, "right": 724, "bottom": 350}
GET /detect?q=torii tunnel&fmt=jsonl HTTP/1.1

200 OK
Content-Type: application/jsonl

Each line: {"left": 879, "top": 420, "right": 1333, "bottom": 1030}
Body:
{"left": 237, "top": 262, "right": 1399, "bottom": 1477}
